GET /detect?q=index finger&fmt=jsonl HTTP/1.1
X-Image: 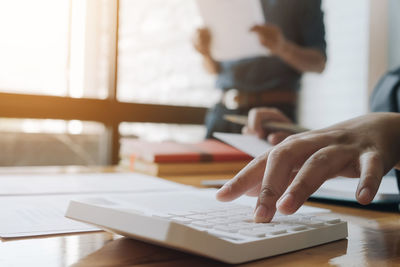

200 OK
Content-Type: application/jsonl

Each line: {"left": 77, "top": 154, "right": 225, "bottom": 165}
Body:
{"left": 254, "top": 134, "right": 334, "bottom": 222}
{"left": 216, "top": 152, "right": 268, "bottom": 202}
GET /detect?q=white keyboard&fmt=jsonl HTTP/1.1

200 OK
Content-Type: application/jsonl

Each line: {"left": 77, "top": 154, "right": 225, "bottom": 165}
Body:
{"left": 66, "top": 190, "right": 348, "bottom": 264}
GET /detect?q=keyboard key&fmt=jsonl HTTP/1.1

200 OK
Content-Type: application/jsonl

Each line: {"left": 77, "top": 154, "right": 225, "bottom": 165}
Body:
{"left": 229, "top": 222, "right": 254, "bottom": 228}
{"left": 239, "top": 229, "right": 266, "bottom": 238}
{"left": 153, "top": 213, "right": 173, "bottom": 219}
{"left": 171, "top": 217, "right": 192, "bottom": 224}
{"left": 187, "top": 214, "right": 214, "bottom": 220}
{"left": 315, "top": 217, "right": 341, "bottom": 224}
{"left": 267, "top": 229, "right": 287, "bottom": 235}
{"left": 214, "top": 225, "right": 242, "bottom": 233}
{"left": 252, "top": 225, "right": 275, "bottom": 231}
{"left": 289, "top": 225, "right": 308, "bottom": 231}
{"left": 325, "top": 218, "right": 341, "bottom": 224}
{"left": 191, "top": 221, "right": 214, "bottom": 229}
{"left": 207, "top": 218, "right": 228, "bottom": 224}
{"left": 302, "top": 221, "right": 325, "bottom": 228}
{"left": 169, "top": 211, "right": 194, "bottom": 216}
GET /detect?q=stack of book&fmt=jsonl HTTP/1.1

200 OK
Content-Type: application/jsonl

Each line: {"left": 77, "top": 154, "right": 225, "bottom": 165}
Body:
{"left": 119, "top": 138, "right": 253, "bottom": 176}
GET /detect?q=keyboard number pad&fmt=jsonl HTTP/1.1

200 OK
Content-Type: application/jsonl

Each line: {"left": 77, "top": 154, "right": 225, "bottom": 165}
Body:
{"left": 159, "top": 205, "right": 341, "bottom": 239}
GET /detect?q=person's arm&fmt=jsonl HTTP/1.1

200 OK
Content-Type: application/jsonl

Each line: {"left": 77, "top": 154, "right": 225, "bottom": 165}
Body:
{"left": 251, "top": 24, "right": 326, "bottom": 73}
{"left": 193, "top": 28, "right": 220, "bottom": 74}
{"left": 217, "top": 112, "right": 400, "bottom": 223}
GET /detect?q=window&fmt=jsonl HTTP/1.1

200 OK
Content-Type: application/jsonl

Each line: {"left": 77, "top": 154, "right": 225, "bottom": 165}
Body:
{"left": 0, "top": 0, "right": 208, "bottom": 166}
{"left": 0, "top": 0, "right": 70, "bottom": 96}
{"left": 117, "top": 0, "right": 219, "bottom": 107}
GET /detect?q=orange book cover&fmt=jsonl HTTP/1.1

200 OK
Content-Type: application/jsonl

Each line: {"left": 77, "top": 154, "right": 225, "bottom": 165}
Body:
{"left": 121, "top": 139, "right": 253, "bottom": 163}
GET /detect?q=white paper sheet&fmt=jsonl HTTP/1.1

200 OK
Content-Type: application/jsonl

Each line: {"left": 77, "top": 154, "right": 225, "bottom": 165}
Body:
{"left": 214, "top": 132, "right": 272, "bottom": 158}
{"left": 0, "top": 194, "right": 101, "bottom": 238}
{"left": 0, "top": 172, "right": 191, "bottom": 196}
{"left": 196, "top": 0, "right": 269, "bottom": 61}
{"left": 0, "top": 173, "right": 195, "bottom": 238}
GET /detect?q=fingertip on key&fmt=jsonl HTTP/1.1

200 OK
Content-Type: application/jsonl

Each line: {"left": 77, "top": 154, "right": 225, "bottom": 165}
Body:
{"left": 254, "top": 205, "right": 274, "bottom": 223}
{"left": 216, "top": 185, "right": 231, "bottom": 202}
{"left": 277, "top": 193, "right": 297, "bottom": 214}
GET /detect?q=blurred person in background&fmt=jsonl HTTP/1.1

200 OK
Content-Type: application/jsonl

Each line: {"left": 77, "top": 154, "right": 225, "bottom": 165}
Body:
{"left": 194, "top": 0, "right": 327, "bottom": 138}
{"left": 217, "top": 67, "right": 400, "bottom": 223}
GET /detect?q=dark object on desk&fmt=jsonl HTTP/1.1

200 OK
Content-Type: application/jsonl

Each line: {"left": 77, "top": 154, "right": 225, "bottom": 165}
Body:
{"left": 308, "top": 198, "right": 400, "bottom": 212}
{"left": 223, "top": 114, "right": 308, "bottom": 134}
{"left": 370, "top": 66, "right": 400, "bottom": 193}
{"left": 310, "top": 175, "right": 400, "bottom": 211}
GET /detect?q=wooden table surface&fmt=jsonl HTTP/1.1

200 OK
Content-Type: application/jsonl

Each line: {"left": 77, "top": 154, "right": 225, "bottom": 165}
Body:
{"left": 0, "top": 167, "right": 399, "bottom": 267}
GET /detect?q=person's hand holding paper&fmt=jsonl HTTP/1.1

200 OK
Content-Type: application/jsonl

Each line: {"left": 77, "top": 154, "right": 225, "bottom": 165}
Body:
{"left": 195, "top": 0, "right": 269, "bottom": 61}
{"left": 250, "top": 24, "right": 286, "bottom": 56}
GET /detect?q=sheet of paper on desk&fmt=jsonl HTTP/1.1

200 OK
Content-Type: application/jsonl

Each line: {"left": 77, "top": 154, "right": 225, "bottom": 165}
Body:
{"left": 0, "top": 172, "right": 191, "bottom": 196}
{"left": 213, "top": 132, "right": 273, "bottom": 158}
{"left": 0, "top": 194, "right": 101, "bottom": 238}
{"left": 195, "top": 0, "right": 268, "bottom": 61}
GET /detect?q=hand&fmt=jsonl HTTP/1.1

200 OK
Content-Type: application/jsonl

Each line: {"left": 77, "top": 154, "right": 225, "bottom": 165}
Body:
{"left": 251, "top": 24, "right": 286, "bottom": 55}
{"left": 193, "top": 28, "right": 212, "bottom": 57}
{"left": 217, "top": 113, "right": 400, "bottom": 222}
{"left": 242, "top": 107, "right": 293, "bottom": 145}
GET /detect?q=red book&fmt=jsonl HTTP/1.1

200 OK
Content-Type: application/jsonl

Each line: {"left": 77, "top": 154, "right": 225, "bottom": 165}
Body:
{"left": 121, "top": 139, "right": 253, "bottom": 163}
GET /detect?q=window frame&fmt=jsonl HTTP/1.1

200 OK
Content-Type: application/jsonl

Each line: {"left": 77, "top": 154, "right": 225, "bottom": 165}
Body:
{"left": 0, "top": 0, "right": 207, "bottom": 165}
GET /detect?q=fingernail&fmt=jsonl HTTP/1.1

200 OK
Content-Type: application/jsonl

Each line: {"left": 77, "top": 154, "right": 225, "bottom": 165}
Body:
{"left": 277, "top": 193, "right": 295, "bottom": 210}
{"left": 358, "top": 188, "right": 372, "bottom": 203}
{"left": 217, "top": 185, "right": 229, "bottom": 196}
{"left": 254, "top": 205, "right": 270, "bottom": 222}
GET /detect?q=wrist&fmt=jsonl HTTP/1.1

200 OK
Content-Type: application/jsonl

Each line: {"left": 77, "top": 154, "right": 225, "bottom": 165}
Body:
{"left": 203, "top": 53, "right": 214, "bottom": 60}
{"left": 276, "top": 40, "right": 291, "bottom": 58}
{"left": 203, "top": 55, "right": 220, "bottom": 74}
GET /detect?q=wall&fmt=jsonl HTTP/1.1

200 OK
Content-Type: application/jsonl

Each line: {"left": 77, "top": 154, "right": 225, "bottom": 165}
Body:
{"left": 299, "top": 0, "right": 371, "bottom": 129}
{"left": 389, "top": 0, "right": 400, "bottom": 69}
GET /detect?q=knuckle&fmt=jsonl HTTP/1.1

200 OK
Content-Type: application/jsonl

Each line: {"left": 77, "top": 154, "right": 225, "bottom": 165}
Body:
{"left": 269, "top": 146, "right": 291, "bottom": 162}
{"left": 282, "top": 134, "right": 299, "bottom": 143}
{"left": 367, "top": 152, "right": 381, "bottom": 164}
{"left": 309, "top": 152, "right": 330, "bottom": 166}
{"left": 256, "top": 151, "right": 269, "bottom": 162}
{"left": 331, "top": 130, "right": 353, "bottom": 144}
{"left": 259, "top": 186, "right": 281, "bottom": 203}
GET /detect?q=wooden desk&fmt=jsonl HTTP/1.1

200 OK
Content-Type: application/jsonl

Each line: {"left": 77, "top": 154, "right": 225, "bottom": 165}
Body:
{"left": 0, "top": 167, "right": 399, "bottom": 266}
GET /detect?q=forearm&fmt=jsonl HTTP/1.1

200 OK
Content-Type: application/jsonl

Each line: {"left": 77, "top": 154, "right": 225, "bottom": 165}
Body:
{"left": 202, "top": 55, "right": 220, "bottom": 74}
{"left": 278, "top": 41, "right": 326, "bottom": 73}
